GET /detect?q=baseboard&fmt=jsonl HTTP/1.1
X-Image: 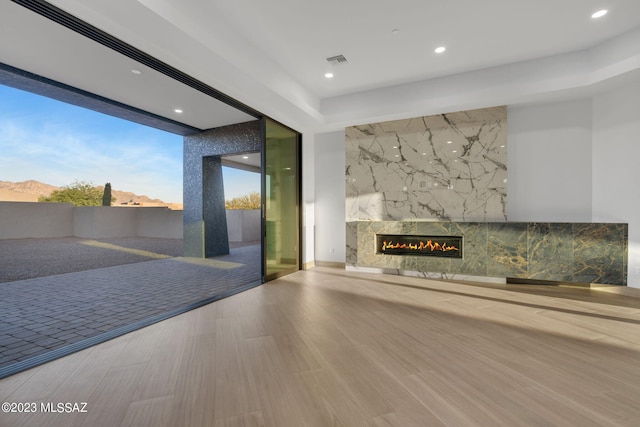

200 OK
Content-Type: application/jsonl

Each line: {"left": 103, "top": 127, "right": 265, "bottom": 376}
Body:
{"left": 314, "top": 260, "right": 346, "bottom": 269}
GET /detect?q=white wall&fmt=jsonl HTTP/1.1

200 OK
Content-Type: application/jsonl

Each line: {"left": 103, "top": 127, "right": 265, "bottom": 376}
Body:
{"left": 507, "top": 99, "right": 593, "bottom": 222}
{"left": 0, "top": 203, "right": 183, "bottom": 240}
{"left": 314, "top": 130, "right": 346, "bottom": 263}
{"left": 0, "top": 202, "right": 73, "bottom": 239}
{"left": 137, "top": 207, "right": 183, "bottom": 239}
{"left": 302, "top": 132, "right": 316, "bottom": 266}
{"left": 226, "top": 209, "right": 260, "bottom": 242}
{"left": 73, "top": 206, "right": 139, "bottom": 238}
{"left": 593, "top": 76, "right": 640, "bottom": 287}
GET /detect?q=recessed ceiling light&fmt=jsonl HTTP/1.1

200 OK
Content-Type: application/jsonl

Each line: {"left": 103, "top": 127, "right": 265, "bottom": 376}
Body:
{"left": 131, "top": 69, "right": 142, "bottom": 75}
{"left": 325, "top": 72, "right": 334, "bottom": 79}
{"left": 242, "top": 156, "right": 249, "bottom": 159}
{"left": 452, "top": 150, "right": 457, "bottom": 153}
{"left": 447, "top": 140, "right": 453, "bottom": 144}
{"left": 592, "top": 9, "right": 608, "bottom": 19}
{"left": 435, "top": 46, "right": 446, "bottom": 54}
{"left": 174, "top": 109, "right": 183, "bottom": 114}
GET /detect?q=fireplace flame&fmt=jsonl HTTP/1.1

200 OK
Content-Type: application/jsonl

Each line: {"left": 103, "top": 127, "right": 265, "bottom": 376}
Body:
{"left": 381, "top": 240, "right": 459, "bottom": 252}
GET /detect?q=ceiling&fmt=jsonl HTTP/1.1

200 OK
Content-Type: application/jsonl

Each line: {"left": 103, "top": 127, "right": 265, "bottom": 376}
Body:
{"left": 222, "top": 153, "right": 260, "bottom": 172}
{"left": 2, "top": 0, "right": 640, "bottom": 134}
{"left": 0, "top": 0, "right": 257, "bottom": 132}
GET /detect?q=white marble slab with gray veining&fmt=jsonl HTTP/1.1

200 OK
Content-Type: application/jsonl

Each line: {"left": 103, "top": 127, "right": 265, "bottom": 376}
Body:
{"left": 345, "top": 106, "right": 507, "bottom": 223}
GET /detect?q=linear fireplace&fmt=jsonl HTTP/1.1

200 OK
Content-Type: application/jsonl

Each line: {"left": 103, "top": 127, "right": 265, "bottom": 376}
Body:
{"left": 376, "top": 234, "right": 463, "bottom": 258}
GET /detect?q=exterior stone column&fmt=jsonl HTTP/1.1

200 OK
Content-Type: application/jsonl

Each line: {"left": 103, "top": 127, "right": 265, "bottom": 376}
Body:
{"left": 183, "top": 120, "right": 261, "bottom": 258}
{"left": 202, "top": 156, "right": 229, "bottom": 256}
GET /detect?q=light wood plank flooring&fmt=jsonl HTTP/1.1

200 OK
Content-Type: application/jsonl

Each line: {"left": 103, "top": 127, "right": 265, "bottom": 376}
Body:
{"left": 1, "top": 267, "right": 640, "bottom": 426}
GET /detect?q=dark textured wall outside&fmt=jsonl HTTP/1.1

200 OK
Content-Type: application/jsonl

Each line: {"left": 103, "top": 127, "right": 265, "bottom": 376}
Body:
{"left": 183, "top": 121, "right": 261, "bottom": 258}
{"left": 202, "top": 156, "right": 228, "bottom": 257}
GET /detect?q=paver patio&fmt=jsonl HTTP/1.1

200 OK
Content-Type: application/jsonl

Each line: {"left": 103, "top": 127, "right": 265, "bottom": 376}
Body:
{"left": 0, "top": 239, "right": 261, "bottom": 374}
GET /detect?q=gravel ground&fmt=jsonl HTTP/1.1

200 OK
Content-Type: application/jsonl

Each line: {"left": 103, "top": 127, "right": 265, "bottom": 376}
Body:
{"left": 0, "top": 237, "right": 184, "bottom": 283}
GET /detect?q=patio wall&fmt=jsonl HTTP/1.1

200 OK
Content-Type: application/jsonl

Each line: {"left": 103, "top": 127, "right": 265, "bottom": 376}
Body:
{"left": 0, "top": 202, "right": 74, "bottom": 239}
{"left": 226, "top": 209, "right": 260, "bottom": 242}
{"left": 0, "top": 202, "right": 259, "bottom": 242}
{"left": 0, "top": 202, "right": 182, "bottom": 239}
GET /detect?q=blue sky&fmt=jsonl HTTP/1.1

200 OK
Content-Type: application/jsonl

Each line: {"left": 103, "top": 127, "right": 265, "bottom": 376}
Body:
{"left": 0, "top": 84, "right": 259, "bottom": 203}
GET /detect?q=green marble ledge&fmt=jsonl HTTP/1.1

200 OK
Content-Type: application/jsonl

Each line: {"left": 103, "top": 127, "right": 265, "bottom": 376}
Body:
{"left": 349, "top": 221, "right": 628, "bottom": 285}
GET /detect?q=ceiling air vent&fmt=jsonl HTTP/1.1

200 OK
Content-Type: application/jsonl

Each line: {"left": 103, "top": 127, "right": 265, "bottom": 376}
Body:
{"left": 326, "top": 55, "right": 348, "bottom": 65}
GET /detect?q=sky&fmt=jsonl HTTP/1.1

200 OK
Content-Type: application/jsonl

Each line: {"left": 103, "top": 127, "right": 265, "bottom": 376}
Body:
{"left": 0, "top": 84, "right": 259, "bottom": 203}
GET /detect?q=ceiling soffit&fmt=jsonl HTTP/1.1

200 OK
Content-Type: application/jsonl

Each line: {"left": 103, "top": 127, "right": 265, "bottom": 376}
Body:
{"left": 3, "top": 0, "right": 260, "bottom": 132}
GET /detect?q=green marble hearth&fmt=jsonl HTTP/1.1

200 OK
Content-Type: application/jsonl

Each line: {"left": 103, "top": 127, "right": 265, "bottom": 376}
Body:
{"left": 348, "top": 221, "right": 628, "bottom": 285}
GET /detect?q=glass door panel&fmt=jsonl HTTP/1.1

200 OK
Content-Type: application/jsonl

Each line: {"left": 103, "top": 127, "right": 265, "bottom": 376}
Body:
{"left": 263, "top": 118, "right": 300, "bottom": 281}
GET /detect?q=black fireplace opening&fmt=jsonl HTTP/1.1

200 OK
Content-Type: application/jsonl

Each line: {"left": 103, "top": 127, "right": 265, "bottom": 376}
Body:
{"left": 376, "top": 234, "right": 463, "bottom": 258}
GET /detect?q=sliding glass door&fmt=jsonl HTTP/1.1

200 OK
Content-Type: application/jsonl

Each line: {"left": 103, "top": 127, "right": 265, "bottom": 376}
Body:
{"left": 262, "top": 118, "right": 301, "bottom": 281}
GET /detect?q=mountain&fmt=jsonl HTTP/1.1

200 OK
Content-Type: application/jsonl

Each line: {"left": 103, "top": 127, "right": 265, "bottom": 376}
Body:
{"left": 102, "top": 187, "right": 165, "bottom": 205}
{"left": 0, "top": 180, "right": 58, "bottom": 198}
{"left": 0, "top": 180, "right": 177, "bottom": 208}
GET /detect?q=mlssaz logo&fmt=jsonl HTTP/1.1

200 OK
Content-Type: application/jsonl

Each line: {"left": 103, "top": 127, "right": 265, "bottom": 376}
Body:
{"left": 41, "top": 402, "right": 88, "bottom": 413}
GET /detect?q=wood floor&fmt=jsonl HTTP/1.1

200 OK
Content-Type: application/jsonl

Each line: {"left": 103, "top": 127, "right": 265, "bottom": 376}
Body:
{"left": 1, "top": 267, "right": 640, "bottom": 427}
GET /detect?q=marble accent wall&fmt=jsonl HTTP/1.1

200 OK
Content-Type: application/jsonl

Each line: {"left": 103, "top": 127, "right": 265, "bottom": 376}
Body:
{"left": 349, "top": 221, "right": 628, "bottom": 285}
{"left": 345, "top": 106, "right": 507, "bottom": 223}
